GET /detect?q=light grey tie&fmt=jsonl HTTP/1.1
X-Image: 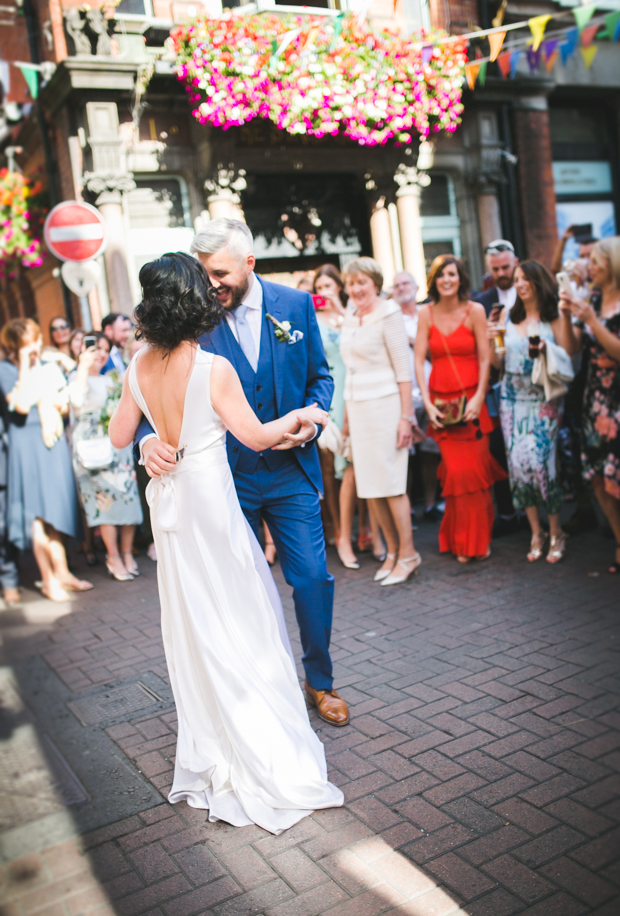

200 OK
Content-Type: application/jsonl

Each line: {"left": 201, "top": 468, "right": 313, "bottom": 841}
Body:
{"left": 233, "top": 304, "right": 258, "bottom": 372}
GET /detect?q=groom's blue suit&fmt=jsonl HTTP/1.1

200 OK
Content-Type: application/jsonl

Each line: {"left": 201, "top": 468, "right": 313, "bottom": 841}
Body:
{"left": 136, "top": 276, "right": 336, "bottom": 690}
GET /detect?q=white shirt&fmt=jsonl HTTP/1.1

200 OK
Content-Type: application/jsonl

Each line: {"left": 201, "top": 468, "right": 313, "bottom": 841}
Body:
{"left": 497, "top": 285, "right": 517, "bottom": 309}
{"left": 225, "top": 273, "right": 263, "bottom": 354}
{"left": 402, "top": 310, "right": 431, "bottom": 403}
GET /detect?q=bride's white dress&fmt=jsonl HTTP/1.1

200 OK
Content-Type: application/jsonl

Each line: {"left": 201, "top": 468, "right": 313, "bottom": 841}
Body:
{"left": 128, "top": 347, "right": 343, "bottom": 834}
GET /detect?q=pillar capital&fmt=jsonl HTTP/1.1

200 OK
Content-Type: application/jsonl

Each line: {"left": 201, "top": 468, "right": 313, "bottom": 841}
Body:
{"left": 394, "top": 163, "right": 431, "bottom": 198}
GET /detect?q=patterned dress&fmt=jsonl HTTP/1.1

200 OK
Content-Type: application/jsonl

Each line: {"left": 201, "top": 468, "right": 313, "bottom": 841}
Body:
{"left": 580, "top": 308, "right": 620, "bottom": 499}
{"left": 499, "top": 319, "right": 565, "bottom": 514}
{"left": 70, "top": 374, "right": 143, "bottom": 528}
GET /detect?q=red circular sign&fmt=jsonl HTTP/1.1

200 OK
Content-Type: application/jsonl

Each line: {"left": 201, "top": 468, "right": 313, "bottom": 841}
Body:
{"left": 44, "top": 201, "right": 107, "bottom": 262}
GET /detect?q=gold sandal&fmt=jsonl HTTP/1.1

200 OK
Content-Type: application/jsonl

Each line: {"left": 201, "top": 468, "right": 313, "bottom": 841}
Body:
{"left": 547, "top": 532, "right": 567, "bottom": 564}
{"left": 527, "top": 532, "right": 547, "bottom": 562}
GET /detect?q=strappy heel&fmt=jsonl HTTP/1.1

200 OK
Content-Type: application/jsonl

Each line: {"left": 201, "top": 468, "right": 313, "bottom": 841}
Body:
{"left": 546, "top": 532, "right": 568, "bottom": 564}
{"left": 527, "top": 532, "right": 547, "bottom": 562}
{"left": 374, "top": 553, "right": 396, "bottom": 582}
{"left": 106, "top": 555, "right": 134, "bottom": 582}
{"left": 380, "top": 553, "right": 422, "bottom": 586}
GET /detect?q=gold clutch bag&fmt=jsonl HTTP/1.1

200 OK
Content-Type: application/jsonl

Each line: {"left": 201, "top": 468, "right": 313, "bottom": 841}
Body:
{"left": 433, "top": 394, "right": 467, "bottom": 426}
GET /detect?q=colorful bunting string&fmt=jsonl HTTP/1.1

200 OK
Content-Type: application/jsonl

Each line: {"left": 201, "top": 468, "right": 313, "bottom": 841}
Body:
{"left": 580, "top": 23, "right": 599, "bottom": 48}
{"left": 497, "top": 50, "right": 511, "bottom": 78}
{"left": 580, "top": 44, "right": 598, "bottom": 68}
{"left": 529, "top": 14, "right": 551, "bottom": 51}
{"left": 573, "top": 5, "right": 596, "bottom": 33}
{"left": 603, "top": 10, "right": 620, "bottom": 41}
{"left": 488, "top": 30, "right": 506, "bottom": 61}
{"left": 509, "top": 49, "right": 522, "bottom": 78}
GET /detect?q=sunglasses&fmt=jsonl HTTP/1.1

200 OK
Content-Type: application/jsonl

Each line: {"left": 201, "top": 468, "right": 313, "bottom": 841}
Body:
{"left": 472, "top": 417, "right": 483, "bottom": 440}
{"left": 51, "top": 322, "right": 70, "bottom": 331}
{"left": 485, "top": 243, "right": 515, "bottom": 254}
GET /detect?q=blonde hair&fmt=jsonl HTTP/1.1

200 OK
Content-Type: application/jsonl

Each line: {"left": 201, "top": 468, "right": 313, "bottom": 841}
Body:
{"left": 342, "top": 257, "right": 384, "bottom": 293}
{"left": 1, "top": 318, "right": 41, "bottom": 358}
{"left": 593, "top": 237, "right": 620, "bottom": 290}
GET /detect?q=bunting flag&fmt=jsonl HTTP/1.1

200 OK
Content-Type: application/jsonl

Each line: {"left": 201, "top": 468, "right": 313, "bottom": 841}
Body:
{"left": 581, "top": 43, "right": 598, "bottom": 68}
{"left": 488, "top": 30, "right": 506, "bottom": 61}
{"left": 302, "top": 26, "right": 320, "bottom": 50}
{"left": 509, "top": 48, "right": 522, "bottom": 78}
{"left": 560, "top": 27, "right": 579, "bottom": 63}
{"left": 545, "top": 49, "right": 559, "bottom": 73}
{"left": 16, "top": 63, "right": 38, "bottom": 98}
{"left": 465, "top": 61, "right": 480, "bottom": 90}
{"left": 527, "top": 45, "right": 542, "bottom": 71}
{"left": 529, "top": 14, "right": 551, "bottom": 50}
{"left": 421, "top": 45, "right": 433, "bottom": 64}
{"left": 497, "top": 50, "right": 511, "bottom": 78}
{"left": 573, "top": 5, "right": 595, "bottom": 33}
{"left": 274, "top": 28, "right": 302, "bottom": 57}
{"left": 478, "top": 61, "right": 488, "bottom": 87}
{"left": 580, "top": 23, "right": 599, "bottom": 48}
{"left": 603, "top": 10, "right": 620, "bottom": 41}
{"left": 542, "top": 38, "right": 559, "bottom": 61}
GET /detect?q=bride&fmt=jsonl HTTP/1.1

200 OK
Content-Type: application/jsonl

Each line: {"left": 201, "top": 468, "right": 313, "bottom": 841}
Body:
{"left": 109, "top": 252, "right": 343, "bottom": 835}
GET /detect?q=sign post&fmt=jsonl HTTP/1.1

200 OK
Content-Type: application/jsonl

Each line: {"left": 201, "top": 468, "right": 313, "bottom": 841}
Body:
{"left": 44, "top": 201, "right": 108, "bottom": 332}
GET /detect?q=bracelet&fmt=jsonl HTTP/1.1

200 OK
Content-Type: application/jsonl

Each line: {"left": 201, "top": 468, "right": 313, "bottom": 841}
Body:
{"left": 401, "top": 415, "right": 415, "bottom": 424}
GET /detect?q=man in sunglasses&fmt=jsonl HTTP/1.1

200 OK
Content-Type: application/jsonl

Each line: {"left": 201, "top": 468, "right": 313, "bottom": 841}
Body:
{"left": 474, "top": 240, "right": 518, "bottom": 316}
{"left": 474, "top": 240, "right": 521, "bottom": 537}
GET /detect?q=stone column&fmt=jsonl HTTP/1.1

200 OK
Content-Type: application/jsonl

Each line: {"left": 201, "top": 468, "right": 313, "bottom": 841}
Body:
{"left": 208, "top": 191, "right": 238, "bottom": 220}
{"left": 394, "top": 170, "right": 428, "bottom": 297}
{"left": 476, "top": 187, "right": 503, "bottom": 251}
{"left": 512, "top": 99, "right": 558, "bottom": 266}
{"left": 206, "top": 166, "right": 247, "bottom": 223}
{"left": 369, "top": 197, "right": 395, "bottom": 289}
{"left": 94, "top": 184, "right": 135, "bottom": 316}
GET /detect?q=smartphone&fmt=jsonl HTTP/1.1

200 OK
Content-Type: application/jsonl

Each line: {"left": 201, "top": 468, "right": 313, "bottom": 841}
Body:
{"left": 312, "top": 294, "right": 327, "bottom": 310}
{"left": 489, "top": 305, "right": 502, "bottom": 322}
{"left": 570, "top": 223, "right": 592, "bottom": 240}
{"left": 556, "top": 272, "right": 574, "bottom": 296}
{"left": 83, "top": 335, "right": 97, "bottom": 349}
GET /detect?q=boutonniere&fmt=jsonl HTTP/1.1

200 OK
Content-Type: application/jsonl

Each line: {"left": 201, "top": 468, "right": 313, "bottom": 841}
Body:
{"left": 266, "top": 313, "right": 304, "bottom": 345}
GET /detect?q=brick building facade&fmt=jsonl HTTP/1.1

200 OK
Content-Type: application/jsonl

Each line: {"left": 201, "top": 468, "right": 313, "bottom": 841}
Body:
{"left": 1, "top": 0, "right": 619, "bottom": 334}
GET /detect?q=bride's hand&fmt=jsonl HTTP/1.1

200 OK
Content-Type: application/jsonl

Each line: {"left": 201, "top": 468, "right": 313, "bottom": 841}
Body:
{"left": 272, "top": 409, "right": 324, "bottom": 450}
{"left": 297, "top": 404, "right": 329, "bottom": 428}
{"left": 143, "top": 437, "right": 177, "bottom": 477}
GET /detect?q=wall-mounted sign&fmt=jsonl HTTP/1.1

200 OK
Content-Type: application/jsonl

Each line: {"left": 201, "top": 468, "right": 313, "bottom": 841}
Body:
{"left": 553, "top": 161, "right": 613, "bottom": 197}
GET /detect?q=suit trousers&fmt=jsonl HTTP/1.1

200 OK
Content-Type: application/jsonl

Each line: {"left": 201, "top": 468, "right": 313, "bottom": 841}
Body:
{"left": 234, "top": 456, "right": 334, "bottom": 691}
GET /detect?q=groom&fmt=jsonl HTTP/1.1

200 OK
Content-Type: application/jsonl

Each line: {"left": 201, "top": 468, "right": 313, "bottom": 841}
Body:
{"left": 138, "top": 219, "right": 349, "bottom": 727}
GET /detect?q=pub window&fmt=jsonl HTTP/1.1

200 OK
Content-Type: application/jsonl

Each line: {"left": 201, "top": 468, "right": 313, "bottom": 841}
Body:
{"left": 115, "top": 0, "right": 152, "bottom": 18}
{"left": 419, "top": 172, "right": 461, "bottom": 269}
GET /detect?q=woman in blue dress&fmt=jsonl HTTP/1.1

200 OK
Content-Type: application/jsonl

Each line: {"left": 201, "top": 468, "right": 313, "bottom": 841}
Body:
{"left": 0, "top": 319, "right": 91, "bottom": 601}
{"left": 489, "top": 261, "right": 573, "bottom": 564}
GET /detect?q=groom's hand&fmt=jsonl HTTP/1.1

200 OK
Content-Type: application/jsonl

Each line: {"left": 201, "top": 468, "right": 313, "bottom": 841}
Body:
{"left": 143, "top": 438, "right": 177, "bottom": 477}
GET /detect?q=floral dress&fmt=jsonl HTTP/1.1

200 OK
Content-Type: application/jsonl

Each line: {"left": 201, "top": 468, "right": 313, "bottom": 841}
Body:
{"left": 69, "top": 373, "right": 143, "bottom": 528}
{"left": 317, "top": 320, "right": 346, "bottom": 478}
{"left": 500, "top": 319, "right": 565, "bottom": 514}
{"left": 580, "top": 308, "right": 620, "bottom": 499}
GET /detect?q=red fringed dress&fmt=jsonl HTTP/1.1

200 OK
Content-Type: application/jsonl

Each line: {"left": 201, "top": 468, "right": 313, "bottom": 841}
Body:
{"left": 428, "top": 311, "right": 507, "bottom": 558}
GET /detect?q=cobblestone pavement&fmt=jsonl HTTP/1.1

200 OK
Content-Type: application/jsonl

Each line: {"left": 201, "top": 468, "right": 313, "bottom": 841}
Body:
{"left": 0, "top": 516, "right": 618, "bottom": 916}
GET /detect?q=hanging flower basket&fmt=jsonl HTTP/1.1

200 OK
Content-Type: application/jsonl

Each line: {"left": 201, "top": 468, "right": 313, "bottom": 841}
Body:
{"left": 172, "top": 13, "right": 468, "bottom": 146}
{"left": 0, "top": 170, "right": 45, "bottom": 281}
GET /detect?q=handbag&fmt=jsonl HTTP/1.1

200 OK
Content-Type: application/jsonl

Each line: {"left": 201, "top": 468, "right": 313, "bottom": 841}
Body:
{"left": 433, "top": 323, "right": 469, "bottom": 426}
{"left": 531, "top": 341, "right": 574, "bottom": 402}
{"left": 76, "top": 436, "right": 114, "bottom": 470}
{"left": 317, "top": 419, "right": 344, "bottom": 455}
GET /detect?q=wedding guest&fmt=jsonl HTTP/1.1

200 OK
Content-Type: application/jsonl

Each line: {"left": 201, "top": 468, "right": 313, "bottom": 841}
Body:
{"left": 490, "top": 260, "right": 572, "bottom": 564}
{"left": 0, "top": 318, "right": 91, "bottom": 601}
{"left": 101, "top": 313, "right": 132, "bottom": 375}
{"left": 313, "top": 265, "right": 348, "bottom": 550}
{"left": 552, "top": 225, "right": 598, "bottom": 277}
{"left": 415, "top": 255, "right": 506, "bottom": 563}
{"left": 0, "top": 374, "right": 19, "bottom": 606}
{"left": 473, "top": 240, "right": 520, "bottom": 537}
{"left": 392, "top": 270, "right": 441, "bottom": 522}
{"left": 48, "top": 316, "right": 73, "bottom": 357}
{"left": 559, "top": 237, "right": 620, "bottom": 574}
{"left": 69, "top": 329, "right": 86, "bottom": 361}
{"left": 340, "top": 257, "right": 421, "bottom": 585}
{"left": 69, "top": 333, "right": 143, "bottom": 581}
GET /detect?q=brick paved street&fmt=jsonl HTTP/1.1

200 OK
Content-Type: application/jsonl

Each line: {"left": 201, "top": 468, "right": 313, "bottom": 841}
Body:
{"left": 0, "top": 516, "right": 618, "bottom": 916}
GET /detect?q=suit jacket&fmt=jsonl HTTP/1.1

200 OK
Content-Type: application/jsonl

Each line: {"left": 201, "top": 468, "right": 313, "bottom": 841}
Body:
{"left": 135, "top": 276, "right": 334, "bottom": 494}
{"left": 473, "top": 287, "right": 500, "bottom": 317}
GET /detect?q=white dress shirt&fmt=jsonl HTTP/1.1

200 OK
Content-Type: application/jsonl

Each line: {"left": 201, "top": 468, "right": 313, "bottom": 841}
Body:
{"left": 226, "top": 273, "right": 263, "bottom": 354}
{"left": 497, "top": 285, "right": 517, "bottom": 309}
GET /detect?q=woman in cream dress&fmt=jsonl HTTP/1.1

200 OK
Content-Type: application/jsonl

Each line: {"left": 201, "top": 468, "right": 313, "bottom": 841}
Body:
{"left": 339, "top": 258, "right": 423, "bottom": 586}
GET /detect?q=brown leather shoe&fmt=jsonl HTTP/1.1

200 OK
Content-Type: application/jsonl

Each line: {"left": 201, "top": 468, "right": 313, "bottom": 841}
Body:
{"left": 305, "top": 683, "right": 350, "bottom": 727}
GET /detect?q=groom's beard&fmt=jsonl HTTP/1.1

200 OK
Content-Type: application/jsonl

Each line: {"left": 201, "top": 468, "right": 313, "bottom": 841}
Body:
{"left": 218, "top": 275, "right": 250, "bottom": 312}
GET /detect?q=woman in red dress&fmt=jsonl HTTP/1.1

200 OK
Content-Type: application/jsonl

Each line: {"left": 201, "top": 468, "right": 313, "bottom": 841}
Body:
{"left": 415, "top": 256, "right": 506, "bottom": 562}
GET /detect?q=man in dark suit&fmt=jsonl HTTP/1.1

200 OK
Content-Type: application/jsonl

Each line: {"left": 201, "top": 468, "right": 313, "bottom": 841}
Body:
{"left": 473, "top": 239, "right": 520, "bottom": 537}
{"left": 137, "top": 220, "right": 349, "bottom": 727}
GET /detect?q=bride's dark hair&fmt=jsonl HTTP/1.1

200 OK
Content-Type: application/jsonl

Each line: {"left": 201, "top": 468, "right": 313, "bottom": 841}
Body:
{"left": 135, "top": 252, "right": 223, "bottom": 351}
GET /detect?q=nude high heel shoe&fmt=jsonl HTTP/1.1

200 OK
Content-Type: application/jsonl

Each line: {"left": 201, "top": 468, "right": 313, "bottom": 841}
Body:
{"left": 374, "top": 553, "right": 395, "bottom": 582}
{"left": 380, "top": 553, "right": 422, "bottom": 586}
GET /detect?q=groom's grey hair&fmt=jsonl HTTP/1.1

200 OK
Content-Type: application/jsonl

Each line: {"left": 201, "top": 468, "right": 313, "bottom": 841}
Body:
{"left": 190, "top": 219, "right": 254, "bottom": 262}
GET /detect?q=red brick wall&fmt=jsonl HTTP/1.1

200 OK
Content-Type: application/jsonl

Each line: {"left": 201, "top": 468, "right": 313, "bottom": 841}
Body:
{"left": 512, "top": 108, "right": 558, "bottom": 268}
{"left": 429, "top": 0, "right": 480, "bottom": 32}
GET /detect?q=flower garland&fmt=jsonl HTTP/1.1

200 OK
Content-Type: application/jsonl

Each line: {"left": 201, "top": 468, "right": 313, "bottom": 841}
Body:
{"left": 172, "top": 13, "right": 468, "bottom": 146}
{"left": 0, "top": 170, "right": 44, "bottom": 280}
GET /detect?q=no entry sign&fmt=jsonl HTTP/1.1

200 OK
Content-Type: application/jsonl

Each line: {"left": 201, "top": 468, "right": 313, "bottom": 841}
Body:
{"left": 44, "top": 201, "right": 107, "bottom": 262}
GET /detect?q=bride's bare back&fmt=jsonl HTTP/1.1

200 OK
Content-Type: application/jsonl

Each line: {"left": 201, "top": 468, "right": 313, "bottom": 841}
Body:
{"left": 135, "top": 341, "right": 197, "bottom": 448}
